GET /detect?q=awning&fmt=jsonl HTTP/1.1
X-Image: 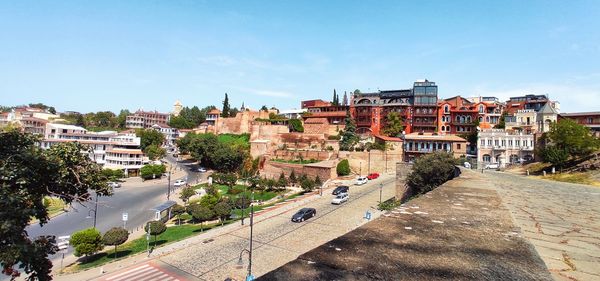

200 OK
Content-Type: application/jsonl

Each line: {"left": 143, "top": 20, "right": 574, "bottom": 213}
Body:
{"left": 151, "top": 200, "right": 177, "bottom": 212}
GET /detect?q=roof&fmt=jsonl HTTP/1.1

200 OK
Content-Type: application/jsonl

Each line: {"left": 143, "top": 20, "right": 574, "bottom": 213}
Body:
{"left": 208, "top": 109, "right": 221, "bottom": 114}
{"left": 303, "top": 117, "right": 329, "bottom": 124}
{"left": 47, "top": 123, "right": 87, "bottom": 131}
{"left": 538, "top": 103, "right": 558, "bottom": 115}
{"left": 106, "top": 149, "right": 144, "bottom": 155}
{"left": 151, "top": 200, "right": 177, "bottom": 212}
{"left": 374, "top": 134, "right": 403, "bottom": 142}
{"left": 404, "top": 133, "right": 467, "bottom": 142}
{"left": 560, "top": 111, "right": 600, "bottom": 117}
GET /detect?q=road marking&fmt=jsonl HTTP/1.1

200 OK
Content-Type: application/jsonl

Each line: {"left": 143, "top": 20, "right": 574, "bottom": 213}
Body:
{"left": 103, "top": 263, "right": 180, "bottom": 281}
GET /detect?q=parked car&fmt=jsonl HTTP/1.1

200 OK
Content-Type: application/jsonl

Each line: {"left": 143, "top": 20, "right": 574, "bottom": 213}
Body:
{"left": 356, "top": 176, "right": 368, "bottom": 185}
{"left": 291, "top": 208, "right": 316, "bottom": 222}
{"left": 197, "top": 167, "right": 207, "bottom": 173}
{"left": 367, "top": 172, "right": 380, "bottom": 180}
{"left": 173, "top": 179, "right": 187, "bottom": 187}
{"left": 485, "top": 163, "right": 499, "bottom": 169}
{"left": 331, "top": 193, "right": 349, "bottom": 205}
{"left": 173, "top": 153, "right": 179, "bottom": 158}
{"left": 332, "top": 186, "right": 349, "bottom": 195}
{"left": 107, "top": 182, "right": 121, "bottom": 188}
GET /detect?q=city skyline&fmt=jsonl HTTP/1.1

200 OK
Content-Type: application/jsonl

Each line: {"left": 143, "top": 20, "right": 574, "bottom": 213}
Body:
{"left": 1, "top": 1, "right": 599, "bottom": 113}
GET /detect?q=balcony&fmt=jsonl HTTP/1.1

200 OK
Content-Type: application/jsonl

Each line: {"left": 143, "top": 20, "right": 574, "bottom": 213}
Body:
{"left": 308, "top": 111, "right": 347, "bottom": 118}
{"left": 405, "top": 148, "right": 452, "bottom": 153}
{"left": 412, "top": 122, "right": 437, "bottom": 127}
{"left": 492, "top": 146, "right": 506, "bottom": 150}
{"left": 413, "top": 112, "right": 437, "bottom": 117}
{"left": 356, "top": 121, "right": 372, "bottom": 127}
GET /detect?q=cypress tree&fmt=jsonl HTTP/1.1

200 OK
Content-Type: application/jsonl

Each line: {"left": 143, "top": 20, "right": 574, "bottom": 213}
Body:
{"left": 222, "top": 93, "right": 231, "bottom": 117}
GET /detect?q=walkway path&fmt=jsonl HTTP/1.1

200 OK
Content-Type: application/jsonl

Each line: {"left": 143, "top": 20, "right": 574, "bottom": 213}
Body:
{"left": 485, "top": 171, "right": 600, "bottom": 281}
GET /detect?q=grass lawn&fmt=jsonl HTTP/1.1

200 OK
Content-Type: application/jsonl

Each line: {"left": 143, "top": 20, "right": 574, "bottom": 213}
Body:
{"left": 540, "top": 172, "right": 600, "bottom": 187}
{"left": 195, "top": 183, "right": 281, "bottom": 202}
{"left": 72, "top": 220, "right": 234, "bottom": 271}
{"left": 231, "top": 191, "right": 305, "bottom": 218}
{"left": 45, "top": 197, "right": 66, "bottom": 217}
{"left": 272, "top": 158, "right": 319, "bottom": 165}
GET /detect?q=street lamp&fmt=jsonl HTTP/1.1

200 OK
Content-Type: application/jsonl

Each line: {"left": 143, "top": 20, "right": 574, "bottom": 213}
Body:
{"left": 237, "top": 201, "right": 255, "bottom": 280}
{"left": 167, "top": 164, "right": 175, "bottom": 201}
{"left": 379, "top": 183, "right": 383, "bottom": 206}
{"left": 85, "top": 194, "right": 99, "bottom": 228}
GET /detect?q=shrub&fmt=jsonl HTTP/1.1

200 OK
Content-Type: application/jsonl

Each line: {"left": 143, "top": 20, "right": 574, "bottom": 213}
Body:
{"left": 70, "top": 228, "right": 103, "bottom": 257}
{"left": 179, "top": 187, "right": 195, "bottom": 204}
{"left": 102, "top": 227, "right": 129, "bottom": 258}
{"left": 406, "top": 152, "right": 456, "bottom": 196}
{"left": 336, "top": 159, "right": 350, "bottom": 176}
{"left": 300, "top": 176, "right": 315, "bottom": 192}
{"left": 327, "top": 135, "right": 341, "bottom": 140}
{"left": 187, "top": 204, "right": 214, "bottom": 231}
{"left": 144, "top": 221, "right": 166, "bottom": 245}
{"left": 140, "top": 164, "right": 166, "bottom": 180}
{"left": 171, "top": 204, "right": 186, "bottom": 225}
{"left": 213, "top": 201, "right": 232, "bottom": 225}
{"left": 326, "top": 146, "right": 334, "bottom": 151}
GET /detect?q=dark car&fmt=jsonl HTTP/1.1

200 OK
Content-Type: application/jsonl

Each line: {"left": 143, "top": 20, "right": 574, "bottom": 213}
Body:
{"left": 332, "top": 186, "right": 349, "bottom": 195}
{"left": 291, "top": 208, "right": 316, "bottom": 222}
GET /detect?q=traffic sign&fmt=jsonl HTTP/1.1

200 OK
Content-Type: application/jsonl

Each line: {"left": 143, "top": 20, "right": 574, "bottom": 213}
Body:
{"left": 122, "top": 212, "right": 128, "bottom": 221}
{"left": 57, "top": 235, "right": 71, "bottom": 240}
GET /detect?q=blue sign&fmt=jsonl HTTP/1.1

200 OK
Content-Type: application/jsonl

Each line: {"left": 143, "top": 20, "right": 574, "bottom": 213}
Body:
{"left": 364, "top": 211, "right": 372, "bottom": 220}
{"left": 246, "top": 275, "right": 255, "bottom": 281}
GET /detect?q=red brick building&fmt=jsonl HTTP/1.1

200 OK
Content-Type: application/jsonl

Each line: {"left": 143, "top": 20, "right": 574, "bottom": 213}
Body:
{"left": 559, "top": 112, "right": 600, "bottom": 137}
{"left": 350, "top": 80, "right": 439, "bottom": 136}
{"left": 301, "top": 99, "right": 348, "bottom": 126}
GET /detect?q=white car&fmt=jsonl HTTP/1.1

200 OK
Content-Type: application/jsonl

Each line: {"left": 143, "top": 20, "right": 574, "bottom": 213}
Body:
{"left": 197, "top": 167, "right": 207, "bottom": 173}
{"left": 107, "top": 182, "right": 121, "bottom": 188}
{"left": 485, "top": 163, "right": 499, "bottom": 169}
{"left": 173, "top": 179, "right": 187, "bottom": 187}
{"left": 356, "top": 176, "right": 368, "bottom": 185}
{"left": 331, "top": 193, "right": 349, "bottom": 205}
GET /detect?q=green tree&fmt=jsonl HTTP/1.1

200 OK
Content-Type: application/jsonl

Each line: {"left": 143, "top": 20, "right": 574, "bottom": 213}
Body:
{"left": 260, "top": 105, "right": 268, "bottom": 111}
{"left": 75, "top": 113, "right": 86, "bottom": 127}
{"left": 145, "top": 144, "right": 166, "bottom": 161}
{"left": 70, "top": 228, "right": 104, "bottom": 257}
{"left": 545, "top": 118, "right": 600, "bottom": 157}
{"left": 222, "top": 93, "right": 231, "bottom": 117}
{"left": 332, "top": 89, "right": 339, "bottom": 106}
{"left": 277, "top": 172, "right": 288, "bottom": 189}
{"left": 116, "top": 109, "right": 130, "bottom": 129}
{"left": 300, "top": 176, "right": 315, "bottom": 192}
{"left": 93, "top": 111, "right": 117, "bottom": 128}
{"left": 289, "top": 170, "right": 297, "bottom": 185}
{"left": 230, "top": 107, "right": 240, "bottom": 117}
{"left": 406, "top": 152, "right": 456, "bottom": 196}
{"left": 339, "top": 110, "right": 358, "bottom": 151}
{"left": 171, "top": 204, "right": 186, "bottom": 225}
{"left": 188, "top": 204, "right": 214, "bottom": 231}
{"left": 336, "top": 159, "right": 351, "bottom": 176}
{"left": 288, "top": 119, "right": 304, "bottom": 133}
{"left": 102, "top": 227, "right": 129, "bottom": 258}
{"left": 136, "top": 129, "right": 165, "bottom": 151}
{"left": 540, "top": 145, "right": 570, "bottom": 169}
{"left": 144, "top": 221, "right": 166, "bottom": 246}
{"left": 494, "top": 112, "right": 508, "bottom": 129}
{"left": 179, "top": 187, "right": 195, "bottom": 205}
{"left": 213, "top": 202, "right": 232, "bottom": 225}
{"left": 1, "top": 131, "right": 111, "bottom": 280}
{"left": 382, "top": 112, "right": 404, "bottom": 137}
{"left": 101, "top": 168, "right": 125, "bottom": 182}
{"left": 314, "top": 175, "right": 322, "bottom": 187}
{"left": 140, "top": 164, "right": 166, "bottom": 180}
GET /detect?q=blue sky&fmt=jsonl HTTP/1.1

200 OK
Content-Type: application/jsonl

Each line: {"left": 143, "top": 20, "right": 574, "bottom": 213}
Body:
{"left": 1, "top": 1, "right": 599, "bottom": 113}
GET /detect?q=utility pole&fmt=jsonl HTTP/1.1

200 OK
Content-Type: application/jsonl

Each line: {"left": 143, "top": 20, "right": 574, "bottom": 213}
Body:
{"left": 379, "top": 183, "right": 383, "bottom": 205}
{"left": 368, "top": 150, "right": 371, "bottom": 174}
{"left": 93, "top": 194, "right": 98, "bottom": 228}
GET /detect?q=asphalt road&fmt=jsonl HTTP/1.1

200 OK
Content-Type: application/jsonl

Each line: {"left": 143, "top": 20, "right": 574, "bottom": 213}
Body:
{"left": 25, "top": 155, "right": 203, "bottom": 260}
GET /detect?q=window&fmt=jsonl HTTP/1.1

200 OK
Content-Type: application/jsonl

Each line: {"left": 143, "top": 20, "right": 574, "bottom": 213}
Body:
{"left": 483, "top": 154, "right": 491, "bottom": 162}
{"left": 481, "top": 139, "right": 485, "bottom": 146}
{"left": 479, "top": 105, "right": 484, "bottom": 113}
{"left": 508, "top": 140, "right": 513, "bottom": 146}
{"left": 487, "top": 139, "right": 492, "bottom": 146}
{"left": 588, "top": 117, "right": 594, "bottom": 124}
{"left": 516, "top": 140, "right": 521, "bottom": 147}
{"left": 494, "top": 140, "right": 499, "bottom": 146}
{"left": 457, "top": 143, "right": 461, "bottom": 149}
{"left": 444, "top": 105, "right": 450, "bottom": 113}
{"left": 479, "top": 116, "right": 483, "bottom": 123}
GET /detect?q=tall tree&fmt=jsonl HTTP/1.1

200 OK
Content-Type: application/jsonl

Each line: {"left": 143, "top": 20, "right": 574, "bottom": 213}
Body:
{"left": 222, "top": 93, "right": 231, "bottom": 118}
{"left": 332, "top": 89, "right": 339, "bottom": 106}
{"left": 343, "top": 91, "right": 348, "bottom": 106}
{"left": 0, "top": 131, "right": 110, "bottom": 280}
{"left": 116, "top": 109, "right": 130, "bottom": 129}
{"left": 383, "top": 112, "right": 404, "bottom": 137}
{"left": 340, "top": 109, "right": 359, "bottom": 151}
{"left": 260, "top": 105, "right": 268, "bottom": 111}
{"left": 136, "top": 129, "right": 165, "bottom": 151}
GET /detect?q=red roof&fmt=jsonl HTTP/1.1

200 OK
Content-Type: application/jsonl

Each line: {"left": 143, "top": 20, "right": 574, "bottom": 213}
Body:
{"left": 374, "top": 134, "right": 403, "bottom": 142}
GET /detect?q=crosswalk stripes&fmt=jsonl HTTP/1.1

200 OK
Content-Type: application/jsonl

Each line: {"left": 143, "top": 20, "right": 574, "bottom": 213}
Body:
{"left": 102, "top": 263, "right": 180, "bottom": 281}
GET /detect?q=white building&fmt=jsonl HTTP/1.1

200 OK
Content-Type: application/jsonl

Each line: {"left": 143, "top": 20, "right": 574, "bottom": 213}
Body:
{"left": 278, "top": 109, "right": 307, "bottom": 119}
{"left": 41, "top": 123, "right": 148, "bottom": 176}
{"left": 477, "top": 129, "right": 535, "bottom": 168}
{"left": 151, "top": 123, "right": 179, "bottom": 146}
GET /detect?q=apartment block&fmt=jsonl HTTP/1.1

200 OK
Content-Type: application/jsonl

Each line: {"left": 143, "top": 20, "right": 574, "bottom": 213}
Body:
{"left": 151, "top": 123, "right": 179, "bottom": 146}
{"left": 438, "top": 96, "right": 504, "bottom": 134}
{"left": 349, "top": 79, "right": 439, "bottom": 137}
{"left": 0, "top": 107, "right": 59, "bottom": 135}
{"left": 125, "top": 110, "right": 170, "bottom": 129}
{"left": 477, "top": 129, "right": 535, "bottom": 167}
{"left": 301, "top": 99, "right": 348, "bottom": 125}
{"left": 559, "top": 112, "right": 600, "bottom": 137}
{"left": 41, "top": 123, "right": 147, "bottom": 176}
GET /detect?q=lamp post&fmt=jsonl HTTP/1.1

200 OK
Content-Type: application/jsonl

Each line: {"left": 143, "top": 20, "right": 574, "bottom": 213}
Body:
{"left": 379, "top": 183, "right": 383, "bottom": 206}
{"left": 359, "top": 161, "right": 362, "bottom": 176}
{"left": 167, "top": 165, "right": 174, "bottom": 201}
{"left": 85, "top": 193, "right": 99, "bottom": 228}
{"left": 237, "top": 195, "right": 255, "bottom": 280}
